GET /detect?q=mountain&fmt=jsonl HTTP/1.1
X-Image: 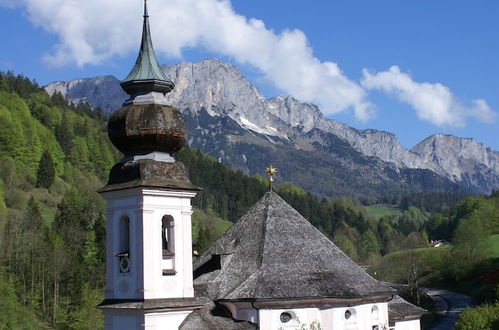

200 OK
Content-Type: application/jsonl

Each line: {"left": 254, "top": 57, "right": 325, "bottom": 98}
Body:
{"left": 44, "top": 59, "right": 499, "bottom": 196}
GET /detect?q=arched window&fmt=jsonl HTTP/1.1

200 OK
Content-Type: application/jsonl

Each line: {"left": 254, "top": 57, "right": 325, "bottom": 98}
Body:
{"left": 279, "top": 311, "right": 299, "bottom": 327}
{"left": 371, "top": 305, "right": 379, "bottom": 321}
{"left": 371, "top": 305, "right": 380, "bottom": 329}
{"left": 119, "top": 216, "right": 130, "bottom": 253}
{"left": 344, "top": 308, "right": 358, "bottom": 330}
{"left": 118, "top": 216, "right": 130, "bottom": 273}
{"left": 162, "top": 215, "right": 174, "bottom": 258}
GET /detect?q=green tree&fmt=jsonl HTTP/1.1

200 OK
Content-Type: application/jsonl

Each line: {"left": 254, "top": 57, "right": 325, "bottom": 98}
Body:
{"left": 36, "top": 150, "right": 55, "bottom": 189}
{"left": 70, "top": 282, "right": 104, "bottom": 330}
{"left": 455, "top": 303, "right": 499, "bottom": 330}
{"left": 55, "top": 112, "right": 73, "bottom": 155}
{"left": 358, "top": 229, "right": 381, "bottom": 260}
{"left": 451, "top": 214, "right": 488, "bottom": 279}
{"left": 333, "top": 234, "right": 359, "bottom": 261}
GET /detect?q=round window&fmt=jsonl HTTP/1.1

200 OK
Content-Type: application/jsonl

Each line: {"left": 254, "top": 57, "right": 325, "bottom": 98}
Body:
{"left": 344, "top": 308, "right": 356, "bottom": 320}
{"left": 280, "top": 312, "right": 293, "bottom": 323}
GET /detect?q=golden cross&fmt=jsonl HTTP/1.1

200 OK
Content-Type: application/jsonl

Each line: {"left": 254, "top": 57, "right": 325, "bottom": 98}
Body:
{"left": 265, "top": 165, "right": 277, "bottom": 191}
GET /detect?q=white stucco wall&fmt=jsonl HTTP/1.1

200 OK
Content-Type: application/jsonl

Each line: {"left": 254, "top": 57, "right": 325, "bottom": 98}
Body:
{"left": 101, "top": 188, "right": 197, "bottom": 330}
{"left": 259, "top": 307, "right": 322, "bottom": 330}
{"left": 143, "top": 310, "right": 192, "bottom": 329}
{"left": 102, "top": 188, "right": 196, "bottom": 300}
{"left": 326, "top": 302, "right": 389, "bottom": 330}
{"left": 104, "top": 310, "right": 143, "bottom": 330}
{"left": 103, "top": 310, "right": 191, "bottom": 330}
{"left": 394, "top": 319, "right": 421, "bottom": 330}
{"left": 256, "top": 302, "right": 390, "bottom": 330}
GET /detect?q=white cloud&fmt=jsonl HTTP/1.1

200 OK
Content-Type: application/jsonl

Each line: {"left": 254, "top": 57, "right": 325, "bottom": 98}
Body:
{"left": 361, "top": 66, "right": 497, "bottom": 127}
{"left": 4, "top": 0, "right": 372, "bottom": 120}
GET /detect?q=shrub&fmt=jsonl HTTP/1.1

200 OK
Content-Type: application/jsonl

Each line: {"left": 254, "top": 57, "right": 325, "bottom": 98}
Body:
{"left": 454, "top": 303, "right": 499, "bottom": 330}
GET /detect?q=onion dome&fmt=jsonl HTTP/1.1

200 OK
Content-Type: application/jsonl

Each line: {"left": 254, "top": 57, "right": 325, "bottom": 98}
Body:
{"left": 102, "top": 0, "right": 197, "bottom": 193}
{"left": 108, "top": 0, "right": 186, "bottom": 157}
{"left": 108, "top": 103, "right": 186, "bottom": 156}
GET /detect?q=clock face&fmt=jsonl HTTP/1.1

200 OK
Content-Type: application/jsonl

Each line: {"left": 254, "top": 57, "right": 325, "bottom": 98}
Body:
{"left": 120, "top": 256, "right": 130, "bottom": 273}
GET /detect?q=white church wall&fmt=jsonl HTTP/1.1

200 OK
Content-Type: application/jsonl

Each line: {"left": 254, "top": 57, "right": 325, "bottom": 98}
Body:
{"left": 102, "top": 310, "right": 191, "bottom": 330}
{"left": 394, "top": 319, "right": 421, "bottom": 330}
{"left": 259, "top": 307, "right": 322, "bottom": 330}
{"left": 103, "top": 193, "right": 142, "bottom": 300}
{"left": 244, "top": 301, "right": 391, "bottom": 330}
{"left": 323, "top": 302, "right": 389, "bottom": 330}
{"left": 102, "top": 188, "right": 196, "bottom": 301}
{"left": 141, "top": 189, "right": 196, "bottom": 299}
{"left": 103, "top": 310, "right": 144, "bottom": 330}
{"left": 143, "top": 310, "right": 192, "bottom": 329}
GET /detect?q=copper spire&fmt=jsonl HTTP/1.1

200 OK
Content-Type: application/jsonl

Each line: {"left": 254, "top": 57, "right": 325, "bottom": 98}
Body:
{"left": 120, "top": 0, "right": 174, "bottom": 96}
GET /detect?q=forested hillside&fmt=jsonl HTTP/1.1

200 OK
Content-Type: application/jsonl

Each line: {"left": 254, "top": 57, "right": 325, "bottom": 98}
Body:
{"left": 0, "top": 72, "right": 497, "bottom": 329}
{"left": 0, "top": 72, "right": 118, "bottom": 329}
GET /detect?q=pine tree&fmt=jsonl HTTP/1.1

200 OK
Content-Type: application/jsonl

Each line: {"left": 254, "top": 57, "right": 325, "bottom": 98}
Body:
{"left": 55, "top": 113, "right": 73, "bottom": 155}
{"left": 36, "top": 151, "right": 55, "bottom": 189}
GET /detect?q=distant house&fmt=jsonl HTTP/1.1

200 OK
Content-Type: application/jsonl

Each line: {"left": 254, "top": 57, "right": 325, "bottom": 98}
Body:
{"left": 429, "top": 239, "right": 449, "bottom": 247}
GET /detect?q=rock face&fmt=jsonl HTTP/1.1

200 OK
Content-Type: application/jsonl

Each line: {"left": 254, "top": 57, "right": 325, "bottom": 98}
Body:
{"left": 44, "top": 59, "right": 499, "bottom": 196}
{"left": 45, "top": 75, "right": 126, "bottom": 112}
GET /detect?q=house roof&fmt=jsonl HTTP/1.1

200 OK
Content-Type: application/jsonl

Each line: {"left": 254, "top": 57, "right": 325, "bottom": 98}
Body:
{"left": 179, "top": 301, "right": 256, "bottom": 330}
{"left": 193, "top": 192, "right": 395, "bottom": 302}
{"left": 388, "top": 295, "right": 427, "bottom": 325}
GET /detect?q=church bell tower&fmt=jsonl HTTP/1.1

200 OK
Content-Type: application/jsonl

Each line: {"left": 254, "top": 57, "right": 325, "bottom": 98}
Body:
{"left": 98, "top": 1, "right": 202, "bottom": 328}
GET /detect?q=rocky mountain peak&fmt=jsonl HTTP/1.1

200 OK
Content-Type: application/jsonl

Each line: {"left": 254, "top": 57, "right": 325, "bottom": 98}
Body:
{"left": 267, "top": 95, "right": 324, "bottom": 132}
{"left": 43, "top": 59, "right": 499, "bottom": 194}
{"left": 412, "top": 134, "right": 499, "bottom": 177}
{"left": 163, "top": 59, "right": 266, "bottom": 119}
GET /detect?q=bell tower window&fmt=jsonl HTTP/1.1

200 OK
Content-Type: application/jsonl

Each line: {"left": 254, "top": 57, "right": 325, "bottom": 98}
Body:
{"left": 117, "top": 216, "right": 130, "bottom": 273}
{"left": 162, "top": 215, "right": 175, "bottom": 258}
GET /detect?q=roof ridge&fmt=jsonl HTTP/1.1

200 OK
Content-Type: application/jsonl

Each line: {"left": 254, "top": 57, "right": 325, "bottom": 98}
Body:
{"left": 258, "top": 193, "right": 272, "bottom": 268}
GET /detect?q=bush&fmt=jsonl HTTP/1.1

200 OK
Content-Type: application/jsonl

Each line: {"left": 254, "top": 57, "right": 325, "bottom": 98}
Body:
{"left": 454, "top": 303, "right": 499, "bottom": 330}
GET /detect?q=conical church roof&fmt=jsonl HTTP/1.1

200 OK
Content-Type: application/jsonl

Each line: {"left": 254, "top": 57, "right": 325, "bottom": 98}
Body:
{"left": 193, "top": 192, "right": 394, "bottom": 302}
{"left": 120, "top": 0, "right": 174, "bottom": 95}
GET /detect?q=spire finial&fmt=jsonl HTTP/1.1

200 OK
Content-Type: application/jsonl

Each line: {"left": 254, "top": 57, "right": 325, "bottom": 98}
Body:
{"left": 120, "top": 0, "right": 174, "bottom": 98}
{"left": 144, "top": 0, "right": 149, "bottom": 18}
{"left": 266, "top": 165, "right": 277, "bottom": 191}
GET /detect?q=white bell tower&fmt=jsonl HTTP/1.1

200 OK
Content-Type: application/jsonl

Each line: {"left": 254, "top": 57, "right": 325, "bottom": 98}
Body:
{"left": 99, "top": 186, "right": 201, "bottom": 329}
{"left": 98, "top": 1, "right": 202, "bottom": 328}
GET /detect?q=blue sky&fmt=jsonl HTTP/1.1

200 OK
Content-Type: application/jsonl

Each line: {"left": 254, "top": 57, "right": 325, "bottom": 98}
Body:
{"left": 1, "top": 0, "right": 498, "bottom": 150}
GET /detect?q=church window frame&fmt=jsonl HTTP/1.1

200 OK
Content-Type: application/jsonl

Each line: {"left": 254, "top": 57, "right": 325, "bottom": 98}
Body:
{"left": 279, "top": 311, "right": 299, "bottom": 327}
{"left": 162, "top": 215, "right": 175, "bottom": 258}
{"left": 117, "top": 215, "right": 131, "bottom": 274}
{"left": 371, "top": 305, "right": 380, "bottom": 323}
{"left": 344, "top": 308, "right": 358, "bottom": 329}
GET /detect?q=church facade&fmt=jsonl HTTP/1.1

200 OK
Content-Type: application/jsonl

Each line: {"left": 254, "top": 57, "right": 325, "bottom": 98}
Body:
{"left": 98, "top": 2, "right": 425, "bottom": 329}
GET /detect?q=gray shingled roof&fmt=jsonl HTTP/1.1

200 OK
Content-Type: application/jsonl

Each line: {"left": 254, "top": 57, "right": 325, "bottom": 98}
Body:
{"left": 179, "top": 301, "right": 256, "bottom": 330}
{"left": 193, "top": 192, "right": 395, "bottom": 301}
{"left": 388, "top": 295, "right": 426, "bottom": 324}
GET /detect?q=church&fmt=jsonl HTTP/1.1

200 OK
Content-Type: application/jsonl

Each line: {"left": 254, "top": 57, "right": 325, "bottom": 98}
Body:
{"left": 97, "top": 1, "right": 425, "bottom": 329}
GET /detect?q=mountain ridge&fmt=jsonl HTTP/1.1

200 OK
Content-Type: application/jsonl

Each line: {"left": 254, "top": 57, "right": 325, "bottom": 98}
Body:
{"left": 44, "top": 58, "right": 499, "bottom": 195}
